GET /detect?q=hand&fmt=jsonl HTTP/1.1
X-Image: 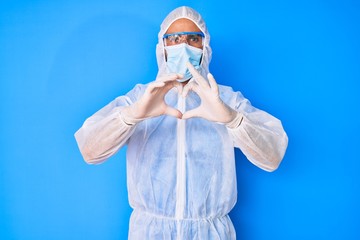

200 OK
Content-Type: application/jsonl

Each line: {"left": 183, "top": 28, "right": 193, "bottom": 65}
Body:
{"left": 182, "top": 62, "right": 237, "bottom": 124}
{"left": 122, "top": 74, "right": 183, "bottom": 124}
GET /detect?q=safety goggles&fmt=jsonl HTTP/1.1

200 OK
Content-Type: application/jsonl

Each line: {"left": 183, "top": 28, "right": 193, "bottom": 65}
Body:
{"left": 163, "top": 31, "right": 205, "bottom": 48}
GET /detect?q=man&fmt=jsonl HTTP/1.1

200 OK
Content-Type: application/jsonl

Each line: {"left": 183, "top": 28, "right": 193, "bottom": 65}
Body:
{"left": 75, "top": 6, "right": 288, "bottom": 239}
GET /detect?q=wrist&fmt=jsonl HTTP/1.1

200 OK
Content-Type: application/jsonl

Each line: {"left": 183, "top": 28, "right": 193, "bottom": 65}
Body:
{"left": 225, "top": 111, "right": 244, "bottom": 129}
{"left": 120, "top": 105, "right": 143, "bottom": 125}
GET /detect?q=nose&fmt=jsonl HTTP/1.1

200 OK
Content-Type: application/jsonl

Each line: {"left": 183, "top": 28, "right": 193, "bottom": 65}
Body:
{"left": 178, "top": 35, "right": 189, "bottom": 45}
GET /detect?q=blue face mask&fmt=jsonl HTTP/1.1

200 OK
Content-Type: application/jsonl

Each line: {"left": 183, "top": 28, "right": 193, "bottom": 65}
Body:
{"left": 165, "top": 43, "right": 203, "bottom": 82}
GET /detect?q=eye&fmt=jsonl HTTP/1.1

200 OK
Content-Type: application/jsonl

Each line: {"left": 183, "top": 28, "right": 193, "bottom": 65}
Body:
{"left": 188, "top": 35, "right": 200, "bottom": 43}
{"left": 174, "top": 36, "right": 182, "bottom": 43}
{"left": 168, "top": 35, "right": 181, "bottom": 43}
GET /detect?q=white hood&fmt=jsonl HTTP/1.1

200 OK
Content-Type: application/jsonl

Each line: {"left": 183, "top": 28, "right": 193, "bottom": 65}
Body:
{"left": 155, "top": 6, "right": 212, "bottom": 79}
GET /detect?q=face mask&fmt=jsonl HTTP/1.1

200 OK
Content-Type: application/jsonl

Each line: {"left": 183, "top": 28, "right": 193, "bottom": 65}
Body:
{"left": 164, "top": 43, "right": 203, "bottom": 82}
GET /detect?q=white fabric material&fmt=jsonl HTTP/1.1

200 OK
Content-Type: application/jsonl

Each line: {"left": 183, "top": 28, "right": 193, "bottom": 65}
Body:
{"left": 156, "top": 6, "right": 212, "bottom": 80}
{"left": 74, "top": 6, "right": 288, "bottom": 239}
{"left": 225, "top": 112, "right": 244, "bottom": 129}
{"left": 74, "top": 104, "right": 135, "bottom": 164}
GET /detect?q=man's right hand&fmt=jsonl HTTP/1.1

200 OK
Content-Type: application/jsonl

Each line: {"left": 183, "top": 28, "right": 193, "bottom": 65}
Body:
{"left": 121, "top": 73, "right": 183, "bottom": 125}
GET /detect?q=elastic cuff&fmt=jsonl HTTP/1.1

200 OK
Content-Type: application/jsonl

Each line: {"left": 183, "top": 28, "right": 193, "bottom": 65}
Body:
{"left": 119, "top": 112, "right": 137, "bottom": 126}
{"left": 225, "top": 112, "right": 244, "bottom": 129}
{"left": 119, "top": 108, "right": 148, "bottom": 126}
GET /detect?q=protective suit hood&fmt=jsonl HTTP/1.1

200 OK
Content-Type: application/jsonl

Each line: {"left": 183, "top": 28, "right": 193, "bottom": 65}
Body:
{"left": 156, "top": 6, "right": 212, "bottom": 79}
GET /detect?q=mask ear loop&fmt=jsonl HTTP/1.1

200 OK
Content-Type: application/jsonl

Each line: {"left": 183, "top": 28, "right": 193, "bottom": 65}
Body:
{"left": 163, "top": 38, "right": 168, "bottom": 62}
{"left": 200, "top": 36, "right": 204, "bottom": 65}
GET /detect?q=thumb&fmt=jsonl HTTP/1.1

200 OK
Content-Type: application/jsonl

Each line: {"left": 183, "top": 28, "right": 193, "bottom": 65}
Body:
{"left": 164, "top": 106, "right": 183, "bottom": 119}
{"left": 182, "top": 108, "right": 201, "bottom": 120}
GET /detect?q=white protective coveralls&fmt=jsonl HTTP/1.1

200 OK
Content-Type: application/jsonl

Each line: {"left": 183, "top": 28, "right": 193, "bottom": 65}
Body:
{"left": 75, "top": 6, "right": 288, "bottom": 240}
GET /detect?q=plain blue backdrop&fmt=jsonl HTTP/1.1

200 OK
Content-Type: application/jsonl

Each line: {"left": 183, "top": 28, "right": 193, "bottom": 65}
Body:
{"left": 1, "top": 0, "right": 359, "bottom": 239}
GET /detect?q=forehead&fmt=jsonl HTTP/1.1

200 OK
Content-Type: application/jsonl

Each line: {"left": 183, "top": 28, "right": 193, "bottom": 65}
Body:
{"left": 165, "top": 18, "right": 202, "bottom": 34}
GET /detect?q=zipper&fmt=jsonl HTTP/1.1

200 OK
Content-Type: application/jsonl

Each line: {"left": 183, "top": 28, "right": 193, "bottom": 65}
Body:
{"left": 175, "top": 93, "right": 186, "bottom": 238}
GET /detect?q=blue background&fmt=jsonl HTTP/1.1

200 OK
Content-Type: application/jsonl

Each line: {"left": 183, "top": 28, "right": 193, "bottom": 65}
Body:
{"left": 1, "top": 0, "right": 359, "bottom": 239}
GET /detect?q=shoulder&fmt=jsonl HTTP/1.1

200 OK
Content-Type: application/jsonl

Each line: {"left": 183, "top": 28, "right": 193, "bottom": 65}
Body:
{"left": 218, "top": 84, "right": 237, "bottom": 100}
{"left": 218, "top": 84, "right": 247, "bottom": 108}
{"left": 113, "top": 83, "right": 148, "bottom": 105}
{"left": 218, "top": 84, "right": 235, "bottom": 94}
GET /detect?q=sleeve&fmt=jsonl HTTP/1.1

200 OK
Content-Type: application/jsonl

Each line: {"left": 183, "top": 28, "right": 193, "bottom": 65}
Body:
{"left": 226, "top": 90, "right": 288, "bottom": 172}
{"left": 74, "top": 84, "right": 144, "bottom": 164}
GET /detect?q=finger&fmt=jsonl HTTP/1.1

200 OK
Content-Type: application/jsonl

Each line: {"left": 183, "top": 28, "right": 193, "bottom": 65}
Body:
{"left": 186, "top": 62, "right": 201, "bottom": 79}
{"left": 151, "top": 77, "right": 183, "bottom": 95}
{"left": 207, "top": 73, "right": 219, "bottom": 93}
{"left": 147, "top": 81, "right": 165, "bottom": 94}
{"left": 182, "top": 108, "right": 201, "bottom": 120}
{"left": 157, "top": 73, "right": 184, "bottom": 83}
{"left": 176, "top": 73, "right": 184, "bottom": 80}
{"left": 162, "top": 79, "right": 183, "bottom": 94}
{"left": 182, "top": 81, "right": 198, "bottom": 97}
{"left": 164, "top": 106, "right": 183, "bottom": 119}
{"left": 156, "top": 73, "right": 178, "bottom": 82}
{"left": 186, "top": 62, "right": 208, "bottom": 89}
{"left": 172, "top": 80, "right": 183, "bottom": 95}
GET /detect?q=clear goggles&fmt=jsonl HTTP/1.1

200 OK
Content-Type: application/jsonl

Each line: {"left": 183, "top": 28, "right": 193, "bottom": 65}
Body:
{"left": 163, "top": 31, "right": 205, "bottom": 48}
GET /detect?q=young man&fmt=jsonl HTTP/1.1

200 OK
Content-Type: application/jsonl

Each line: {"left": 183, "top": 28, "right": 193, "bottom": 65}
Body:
{"left": 75, "top": 6, "right": 288, "bottom": 239}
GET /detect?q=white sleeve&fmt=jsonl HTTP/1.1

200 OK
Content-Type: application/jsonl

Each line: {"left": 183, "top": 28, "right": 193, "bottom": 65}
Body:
{"left": 74, "top": 85, "right": 144, "bottom": 164}
{"left": 226, "top": 92, "right": 288, "bottom": 172}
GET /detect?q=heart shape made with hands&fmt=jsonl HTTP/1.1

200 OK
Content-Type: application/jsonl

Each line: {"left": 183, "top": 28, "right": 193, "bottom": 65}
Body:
{"left": 160, "top": 62, "right": 237, "bottom": 124}
{"left": 122, "top": 62, "right": 237, "bottom": 125}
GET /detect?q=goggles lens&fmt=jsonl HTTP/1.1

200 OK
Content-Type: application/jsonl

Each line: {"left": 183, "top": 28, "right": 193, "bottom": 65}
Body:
{"left": 163, "top": 32, "right": 204, "bottom": 48}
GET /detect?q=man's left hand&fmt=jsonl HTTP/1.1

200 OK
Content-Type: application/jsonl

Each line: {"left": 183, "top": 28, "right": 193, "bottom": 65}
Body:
{"left": 182, "top": 62, "right": 238, "bottom": 124}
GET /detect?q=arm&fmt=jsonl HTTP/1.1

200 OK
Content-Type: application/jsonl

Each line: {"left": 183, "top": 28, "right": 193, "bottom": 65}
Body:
{"left": 227, "top": 95, "right": 288, "bottom": 172}
{"left": 74, "top": 74, "right": 184, "bottom": 164}
{"left": 182, "top": 63, "right": 288, "bottom": 171}
{"left": 74, "top": 86, "right": 143, "bottom": 164}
